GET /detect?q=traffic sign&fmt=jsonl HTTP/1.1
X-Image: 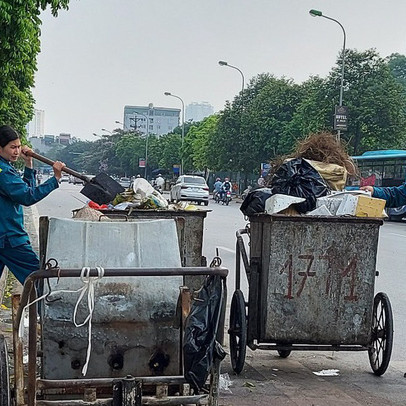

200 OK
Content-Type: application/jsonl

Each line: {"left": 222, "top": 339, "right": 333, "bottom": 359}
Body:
{"left": 334, "top": 106, "right": 348, "bottom": 131}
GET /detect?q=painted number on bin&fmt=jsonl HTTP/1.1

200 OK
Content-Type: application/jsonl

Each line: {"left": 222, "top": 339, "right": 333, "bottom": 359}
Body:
{"left": 279, "top": 253, "right": 358, "bottom": 301}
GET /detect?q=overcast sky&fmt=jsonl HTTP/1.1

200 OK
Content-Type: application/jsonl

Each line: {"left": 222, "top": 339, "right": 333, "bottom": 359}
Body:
{"left": 32, "top": 0, "right": 406, "bottom": 140}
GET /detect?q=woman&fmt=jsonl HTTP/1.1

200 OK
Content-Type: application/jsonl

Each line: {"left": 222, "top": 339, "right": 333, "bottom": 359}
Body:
{"left": 0, "top": 125, "right": 65, "bottom": 284}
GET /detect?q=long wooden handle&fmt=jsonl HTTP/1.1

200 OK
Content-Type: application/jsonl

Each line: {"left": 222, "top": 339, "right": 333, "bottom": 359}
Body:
{"left": 25, "top": 151, "right": 90, "bottom": 182}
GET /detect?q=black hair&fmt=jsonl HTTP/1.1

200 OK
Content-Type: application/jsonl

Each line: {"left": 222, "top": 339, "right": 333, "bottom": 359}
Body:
{"left": 0, "top": 125, "right": 20, "bottom": 148}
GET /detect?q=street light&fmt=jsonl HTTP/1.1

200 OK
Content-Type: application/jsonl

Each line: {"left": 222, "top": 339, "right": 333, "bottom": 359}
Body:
{"left": 309, "top": 9, "right": 347, "bottom": 140}
{"left": 218, "top": 60, "right": 245, "bottom": 109}
{"left": 134, "top": 111, "right": 149, "bottom": 178}
{"left": 101, "top": 128, "right": 113, "bottom": 135}
{"left": 218, "top": 60, "right": 246, "bottom": 193}
{"left": 164, "top": 91, "right": 185, "bottom": 175}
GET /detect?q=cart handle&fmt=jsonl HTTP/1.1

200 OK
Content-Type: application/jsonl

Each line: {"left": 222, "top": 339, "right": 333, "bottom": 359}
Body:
{"left": 15, "top": 266, "right": 229, "bottom": 330}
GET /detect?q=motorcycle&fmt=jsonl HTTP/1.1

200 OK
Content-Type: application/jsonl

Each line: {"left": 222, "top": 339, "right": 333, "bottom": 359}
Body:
{"left": 221, "top": 190, "right": 232, "bottom": 206}
{"left": 213, "top": 190, "right": 221, "bottom": 203}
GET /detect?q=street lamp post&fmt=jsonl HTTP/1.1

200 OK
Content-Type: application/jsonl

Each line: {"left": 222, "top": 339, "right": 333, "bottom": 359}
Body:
{"left": 218, "top": 60, "right": 246, "bottom": 192}
{"left": 134, "top": 112, "right": 149, "bottom": 178}
{"left": 164, "top": 91, "right": 185, "bottom": 176}
{"left": 218, "top": 60, "right": 245, "bottom": 110}
{"left": 309, "top": 9, "right": 347, "bottom": 141}
{"left": 101, "top": 128, "right": 113, "bottom": 135}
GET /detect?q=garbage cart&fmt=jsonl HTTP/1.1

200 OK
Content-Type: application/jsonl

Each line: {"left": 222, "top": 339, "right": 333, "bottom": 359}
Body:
{"left": 1, "top": 216, "right": 228, "bottom": 406}
{"left": 230, "top": 214, "right": 393, "bottom": 376}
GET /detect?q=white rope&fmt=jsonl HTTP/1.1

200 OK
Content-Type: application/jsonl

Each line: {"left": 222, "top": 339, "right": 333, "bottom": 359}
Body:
{"left": 18, "top": 266, "right": 105, "bottom": 376}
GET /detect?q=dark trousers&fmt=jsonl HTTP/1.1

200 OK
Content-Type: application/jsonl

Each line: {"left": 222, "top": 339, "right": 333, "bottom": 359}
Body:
{"left": 0, "top": 240, "right": 40, "bottom": 285}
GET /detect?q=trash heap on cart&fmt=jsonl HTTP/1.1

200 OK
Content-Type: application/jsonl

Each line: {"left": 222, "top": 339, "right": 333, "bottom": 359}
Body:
{"left": 241, "top": 132, "right": 386, "bottom": 218}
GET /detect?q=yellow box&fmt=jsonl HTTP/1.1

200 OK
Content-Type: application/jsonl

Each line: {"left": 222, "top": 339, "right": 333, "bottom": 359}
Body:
{"left": 355, "top": 195, "right": 386, "bottom": 218}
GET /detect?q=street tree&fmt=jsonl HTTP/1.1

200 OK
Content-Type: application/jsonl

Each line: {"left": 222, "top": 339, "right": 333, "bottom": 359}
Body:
{"left": 0, "top": 0, "right": 69, "bottom": 139}
{"left": 326, "top": 49, "right": 406, "bottom": 154}
{"left": 184, "top": 115, "right": 219, "bottom": 173}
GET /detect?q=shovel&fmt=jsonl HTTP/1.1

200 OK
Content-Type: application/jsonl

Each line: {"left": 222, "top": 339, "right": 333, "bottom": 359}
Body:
{"left": 25, "top": 151, "right": 125, "bottom": 204}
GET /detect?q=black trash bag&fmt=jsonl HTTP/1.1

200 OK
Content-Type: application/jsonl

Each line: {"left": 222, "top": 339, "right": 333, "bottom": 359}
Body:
{"left": 270, "top": 158, "right": 329, "bottom": 213}
{"left": 183, "top": 275, "right": 226, "bottom": 392}
{"left": 240, "top": 187, "right": 274, "bottom": 216}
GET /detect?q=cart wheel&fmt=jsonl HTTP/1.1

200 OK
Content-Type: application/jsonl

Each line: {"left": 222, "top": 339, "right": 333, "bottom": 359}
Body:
{"left": 277, "top": 349, "right": 291, "bottom": 358}
{"left": 368, "top": 292, "right": 393, "bottom": 376}
{"left": 0, "top": 335, "right": 10, "bottom": 406}
{"left": 229, "top": 290, "right": 247, "bottom": 374}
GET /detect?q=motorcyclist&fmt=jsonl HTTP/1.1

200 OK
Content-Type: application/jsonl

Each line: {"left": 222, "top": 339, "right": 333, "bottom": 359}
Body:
{"left": 220, "top": 177, "right": 232, "bottom": 201}
{"left": 155, "top": 174, "right": 165, "bottom": 192}
{"left": 213, "top": 177, "right": 222, "bottom": 199}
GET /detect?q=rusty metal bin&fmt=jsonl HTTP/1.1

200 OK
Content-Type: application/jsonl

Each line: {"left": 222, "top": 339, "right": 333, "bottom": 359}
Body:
{"left": 230, "top": 214, "right": 393, "bottom": 376}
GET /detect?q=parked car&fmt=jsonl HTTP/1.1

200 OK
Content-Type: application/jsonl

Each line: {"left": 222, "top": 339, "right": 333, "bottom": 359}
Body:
{"left": 59, "top": 174, "right": 70, "bottom": 183}
{"left": 69, "top": 175, "right": 85, "bottom": 185}
{"left": 170, "top": 175, "right": 209, "bottom": 206}
{"left": 119, "top": 177, "right": 131, "bottom": 188}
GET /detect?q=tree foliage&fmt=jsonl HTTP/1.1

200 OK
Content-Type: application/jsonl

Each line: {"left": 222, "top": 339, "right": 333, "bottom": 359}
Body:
{"left": 0, "top": 0, "right": 69, "bottom": 139}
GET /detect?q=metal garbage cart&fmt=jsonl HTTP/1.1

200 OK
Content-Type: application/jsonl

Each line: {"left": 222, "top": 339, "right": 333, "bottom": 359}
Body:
{"left": 230, "top": 214, "right": 393, "bottom": 376}
{"left": 1, "top": 216, "right": 228, "bottom": 406}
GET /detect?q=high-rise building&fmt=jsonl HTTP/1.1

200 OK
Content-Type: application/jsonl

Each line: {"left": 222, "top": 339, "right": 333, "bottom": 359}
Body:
{"left": 26, "top": 109, "right": 45, "bottom": 137}
{"left": 185, "top": 102, "right": 214, "bottom": 122}
{"left": 123, "top": 103, "right": 180, "bottom": 136}
{"left": 57, "top": 133, "right": 72, "bottom": 146}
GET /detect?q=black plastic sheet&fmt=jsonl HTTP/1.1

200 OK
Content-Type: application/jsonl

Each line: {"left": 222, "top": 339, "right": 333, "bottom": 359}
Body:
{"left": 270, "top": 158, "right": 329, "bottom": 213}
{"left": 240, "top": 187, "right": 274, "bottom": 216}
{"left": 183, "top": 275, "right": 226, "bottom": 391}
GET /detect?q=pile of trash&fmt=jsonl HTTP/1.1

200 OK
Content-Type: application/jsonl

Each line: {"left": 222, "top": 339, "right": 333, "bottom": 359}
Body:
{"left": 242, "top": 132, "right": 386, "bottom": 218}
{"left": 72, "top": 178, "right": 200, "bottom": 220}
{"left": 112, "top": 177, "right": 169, "bottom": 210}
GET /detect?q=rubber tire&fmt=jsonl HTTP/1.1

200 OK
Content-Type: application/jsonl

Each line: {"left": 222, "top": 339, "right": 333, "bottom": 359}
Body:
{"left": 229, "top": 290, "right": 247, "bottom": 374}
{"left": 0, "top": 335, "right": 10, "bottom": 406}
{"left": 368, "top": 292, "right": 393, "bottom": 376}
{"left": 277, "top": 349, "right": 291, "bottom": 358}
{"left": 204, "top": 201, "right": 209, "bottom": 206}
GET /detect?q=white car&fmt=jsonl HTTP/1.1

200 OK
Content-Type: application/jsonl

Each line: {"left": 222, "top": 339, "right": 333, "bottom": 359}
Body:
{"left": 119, "top": 177, "right": 131, "bottom": 188}
{"left": 59, "top": 174, "right": 70, "bottom": 183}
{"left": 170, "top": 175, "right": 209, "bottom": 206}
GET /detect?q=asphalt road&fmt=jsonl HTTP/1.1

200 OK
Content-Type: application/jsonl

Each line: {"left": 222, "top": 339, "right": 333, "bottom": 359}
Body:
{"left": 32, "top": 182, "right": 406, "bottom": 405}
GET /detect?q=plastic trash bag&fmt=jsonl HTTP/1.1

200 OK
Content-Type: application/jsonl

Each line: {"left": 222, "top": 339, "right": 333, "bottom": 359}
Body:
{"left": 240, "top": 187, "right": 273, "bottom": 216}
{"left": 183, "top": 275, "right": 226, "bottom": 391}
{"left": 132, "top": 177, "right": 155, "bottom": 197}
{"left": 219, "top": 373, "right": 233, "bottom": 393}
{"left": 270, "top": 158, "right": 329, "bottom": 213}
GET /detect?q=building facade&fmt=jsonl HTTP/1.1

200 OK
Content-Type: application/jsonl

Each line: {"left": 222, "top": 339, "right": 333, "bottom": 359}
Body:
{"left": 29, "top": 133, "right": 74, "bottom": 154}
{"left": 185, "top": 102, "right": 214, "bottom": 122}
{"left": 26, "top": 109, "right": 45, "bottom": 137}
{"left": 123, "top": 103, "right": 180, "bottom": 136}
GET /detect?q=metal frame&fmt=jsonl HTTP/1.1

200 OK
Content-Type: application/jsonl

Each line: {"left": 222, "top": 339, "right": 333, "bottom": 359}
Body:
{"left": 233, "top": 215, "right": 392, "bottom": 358}
{"left": 12, "top": 266, "right": 228, "bottom": 406}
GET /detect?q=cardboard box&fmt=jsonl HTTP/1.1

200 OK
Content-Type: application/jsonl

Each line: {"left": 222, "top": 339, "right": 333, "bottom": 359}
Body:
{"left": 336, "top": 194, "right": 386, "bottom": 217}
